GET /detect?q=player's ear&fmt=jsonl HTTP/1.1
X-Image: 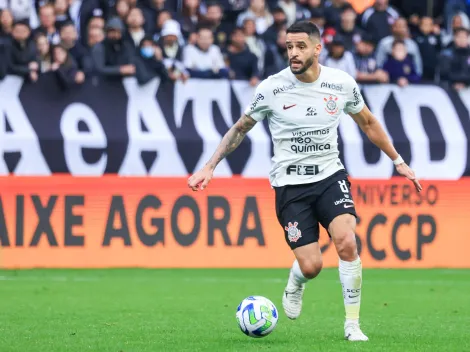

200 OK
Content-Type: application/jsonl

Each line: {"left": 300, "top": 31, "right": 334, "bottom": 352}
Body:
{"left": 314, "top": 43, "right": 322, "bottom": 57}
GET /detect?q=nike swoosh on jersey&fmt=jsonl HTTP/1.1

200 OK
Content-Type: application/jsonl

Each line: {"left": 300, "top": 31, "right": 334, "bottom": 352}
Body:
{"left": 283, "top": 104, "right": 296, "bottom": 110}
{"left": 344, "top": 204, "right": 355, "bottom": 208}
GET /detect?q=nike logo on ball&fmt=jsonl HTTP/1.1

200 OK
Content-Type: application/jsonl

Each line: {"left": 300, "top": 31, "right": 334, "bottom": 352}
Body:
{"left": 283, "top": 104, "right": 296, "bottom": 110}
{"left": 344, "top": 204, "right": 354, "bottom": 208}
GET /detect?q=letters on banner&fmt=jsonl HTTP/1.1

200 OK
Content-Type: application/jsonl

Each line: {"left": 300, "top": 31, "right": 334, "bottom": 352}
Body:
{"left": 1, "top": 75, "right": 469, "bottom": 179}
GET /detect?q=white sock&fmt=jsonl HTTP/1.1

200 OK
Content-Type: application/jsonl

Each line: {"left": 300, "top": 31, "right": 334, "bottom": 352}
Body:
{"left": 289, "top": 259, "right": 309, "bottom": 288}
{"left": 339, "top": 257, "right": 362, "bottom": 323}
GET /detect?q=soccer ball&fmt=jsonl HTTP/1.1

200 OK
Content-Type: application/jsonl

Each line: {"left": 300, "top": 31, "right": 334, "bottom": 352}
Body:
{"left": 236, "top": 296, "right": 279, "bottom": 338}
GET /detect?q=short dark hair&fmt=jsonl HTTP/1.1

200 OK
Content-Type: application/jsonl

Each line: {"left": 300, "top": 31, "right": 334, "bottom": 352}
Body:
{"left": 392, "top": 39, "right": 406, "bottom": 48}
{"left": 286, "top": 21, "right": 321, "bottom": 41}
{"left": 231, "top": 27, "right": 244, "bottom": 36}
{"left": 272, "top": 6, "right": 285, "bottom": 15}
{"left": 454, "top": 27, "right": 470, "bottom": 36}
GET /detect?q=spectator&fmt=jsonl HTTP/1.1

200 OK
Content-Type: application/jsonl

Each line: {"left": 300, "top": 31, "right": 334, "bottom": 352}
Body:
{"left": 390, "top": 0, "right": 445, "bottom": 21}
{"left": 8, "top": 20, "right": 38, "bottom": 82}
{"left": 54, "top": 0, "right": 72, "bottom": 30}
{"left": 203, "top": 3, "right": 233, "bottom": 49}
{"left": 237, "top": 0, "right": 273, "bottom": 35}
{"left": 141, "top": 0, "right": 172, "bottom": 35}
{"left": 91, "top": 17, "right": 136, "bottom": 80}
{"left": 33, "top": 3, "right": 60, "bottom": 44}
{"left": 361, "top": 0, "right": 400, "bottom": 42}
{"left": 115, "top": 0, "right": 130, "bottom": 24}
{"left": 183, "top": 26, "right": 229, "bottom": 79}
{"left": 216, "top": 0, "right": 250, "bottom": 25}
{"left": 0, "top": 8, "right": 13, "bottom": 38}
{"left": 243, "top": 17, "right": 267, "bottom": 75}
{"left": 224, "top": 27, "right": 259, "bottom": 84}
{"left": 335, "top": 6, "right": 364, "bottom": 52}
{"left": 125, "top": 7, "right": 146, "bottom": 48}
{"left": 87, "top": 26, "right": 104, "bottom": 49}
{"left": 154, "top": 10, "right": 173, "bottom": 38}
{"left": 309, "top": 7, "right": 326, "bottom": 35}
{"left": 307, "top": 0, "right": 323, "bottom": 12}
{"left": 135, "top": 36, "right": 168, "bottom": 85}
{"left": 60, "top": 21, "right": 92, "bottom": 74}
{"left": 414, "top": 17, "right": 441, "bottom": 82}
{"left": 263, "top": 7, "right": 287, "bottom": 45}
{"left": 51, "top": 44, "right": 83, "bottom": 88}
{"left": 1, "top": 0, "right": 34, "bottom": 24}
{"left": 264, "top": 28, "right": 288, "bottom": 76}
{"left": 85, "top": 9, "right": 105, "bottom": 33}
{"left": 441, "top": 12, "right": 470, "bottom": 48}
{"left": 439, "top": 27, "right": 470, "bottom": 91}
{"left": 354, "top": 35, "right": 389, "bottom": 83}
{"left": 382, "top": 39, "right": 420, "bottom": 86}
{"left": 443, "top": 0, "right": 469, "bottom": 32}
{"left": 375, "top": 17, "right": 423, "bottom": 76}
{"left": 277, "top": 0, "right": 310, "bottom": 27}
{"left": 322, "top": 35, "right": 356, "bottom": 78}
{"left": 35, "top": 32, "right": 52, "bottom": 72}
{"left": 179, "top": 0, "right": 203, "bottom": 42}
{"left": 158, "top": 19, "right": 188, "bottom": 82}
{"left": 324, "top": 0, "right": 350, "bottom": 28}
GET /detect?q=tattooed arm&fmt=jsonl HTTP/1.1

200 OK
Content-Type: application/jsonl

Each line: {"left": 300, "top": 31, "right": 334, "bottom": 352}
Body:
{"left": 187, "top": 114, "right": 257, "bottom": 191}
{"left": 205, "top": 114, "right": 257, "bottom": 170}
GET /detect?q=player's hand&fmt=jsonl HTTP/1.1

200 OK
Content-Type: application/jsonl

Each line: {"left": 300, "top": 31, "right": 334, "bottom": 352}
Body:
{"left": 188, "top": 167, "right": 213, "bottom": 191}
{"left": 395, "top": 163, "right": 422, "bottom": 192}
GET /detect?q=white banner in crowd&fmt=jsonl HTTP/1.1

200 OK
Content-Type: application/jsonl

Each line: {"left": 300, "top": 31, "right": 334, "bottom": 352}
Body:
{"left": 0, "top": 75, "right": 469, "bottom": 179}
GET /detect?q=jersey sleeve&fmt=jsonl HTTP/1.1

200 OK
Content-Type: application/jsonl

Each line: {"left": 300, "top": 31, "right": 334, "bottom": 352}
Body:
{"left": 244, "top": 79, "right": 272, "bottom": 122}
{"left": 343, "top": 75, "right": 365, "bottom": 115}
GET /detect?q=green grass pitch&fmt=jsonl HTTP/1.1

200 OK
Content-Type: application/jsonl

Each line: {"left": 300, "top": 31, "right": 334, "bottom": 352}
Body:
{"left": 0, "top": 268, "right": 469, "bottom": 352}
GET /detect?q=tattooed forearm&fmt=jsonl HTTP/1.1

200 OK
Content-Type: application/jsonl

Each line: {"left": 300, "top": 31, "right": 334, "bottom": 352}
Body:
{"left": 205, "top": 115, "right": 257, "bottom": 170}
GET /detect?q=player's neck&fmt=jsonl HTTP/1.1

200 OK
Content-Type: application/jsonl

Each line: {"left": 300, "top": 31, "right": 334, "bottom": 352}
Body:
{"left": 294, "top": 63, "right": 321, "bottom": 84}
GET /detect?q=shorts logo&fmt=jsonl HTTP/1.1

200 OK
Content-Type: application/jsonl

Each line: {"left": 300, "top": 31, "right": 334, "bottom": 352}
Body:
{"left": 285, "top": 222, "right": 302, "bottom": 243}
{"left": 324, "top": 95, "right": 339, "bottom": 115}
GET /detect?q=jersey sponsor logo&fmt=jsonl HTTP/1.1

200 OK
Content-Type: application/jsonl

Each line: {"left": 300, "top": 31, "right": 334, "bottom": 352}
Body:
{"left": 286, "top": 164, "right": 319, "bottom": 175}
{"left": 283, "top": 104, "right": 296, "bottom": 110}
{"left": 324, "top": 95, "right": 339, "bottom": 115}
{"left": 273, "top": 83, "right": 295, "bottom": 96}
{"left": 290, "top": 143, "right": 331, "bottom": 153}
{"left": 284, "top": 221, "right": 302, "bottom": 242}
{"left": 352, "top": 87, "right": 362, "bottom": 107}
{"left": 306, "top": 107, "right": 317, "bottom": 116}
{"left": 250, "top": 93, "right": 264, "bottom": 111}
{"left": 321, "top": 82, "right": 343, "bottom": 91}
{"left": 292, "top": 129, "right": 329, "bottom": 137}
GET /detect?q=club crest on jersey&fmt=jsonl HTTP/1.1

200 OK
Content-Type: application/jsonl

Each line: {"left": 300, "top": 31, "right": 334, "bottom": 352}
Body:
{"left": 285, "top": 222, "right": 302, "bottom": 242}
{"left": 324, "top": 95, "right": 339, "bottom": 115}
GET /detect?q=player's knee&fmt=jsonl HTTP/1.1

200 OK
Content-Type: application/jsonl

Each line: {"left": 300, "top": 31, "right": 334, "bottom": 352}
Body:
{"left": 299, "top": 257, "right": 323, "bottom": 279}
{"left": 335, "top": 232, "right": 358, "bottom": 261}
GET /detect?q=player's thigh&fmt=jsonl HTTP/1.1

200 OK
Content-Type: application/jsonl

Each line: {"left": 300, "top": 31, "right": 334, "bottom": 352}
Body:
{"left": 314, "top": 176, "right": 358, "bottom": 260}
{"left": 275, "top": 186, "right": 318, "bottom": 247}
{"left": 276, "top": 199, "right": 319, "bottom": 250}
{"left": 274, "top": 186, "right": 323, "bottom": 276}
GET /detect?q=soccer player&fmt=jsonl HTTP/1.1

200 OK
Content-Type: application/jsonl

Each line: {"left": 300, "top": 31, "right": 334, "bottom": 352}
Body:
{"left": 187, "top": 21, "right": 422, "bottom": 341}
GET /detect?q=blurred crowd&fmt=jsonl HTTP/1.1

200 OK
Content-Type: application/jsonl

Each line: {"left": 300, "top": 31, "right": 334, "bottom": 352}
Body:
{"left": 0, "top": 0, "right": 469, "bottom": 90}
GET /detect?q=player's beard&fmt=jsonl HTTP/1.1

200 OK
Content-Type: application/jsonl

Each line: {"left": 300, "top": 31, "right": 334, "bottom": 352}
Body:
{"left": 289, "top": 56, "right": 315, "bottom": 75}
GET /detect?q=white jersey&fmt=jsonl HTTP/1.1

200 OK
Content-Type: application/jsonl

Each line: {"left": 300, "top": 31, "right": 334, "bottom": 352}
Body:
{"left": 244, "top": 65, "right": 365, "bottom": 187}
